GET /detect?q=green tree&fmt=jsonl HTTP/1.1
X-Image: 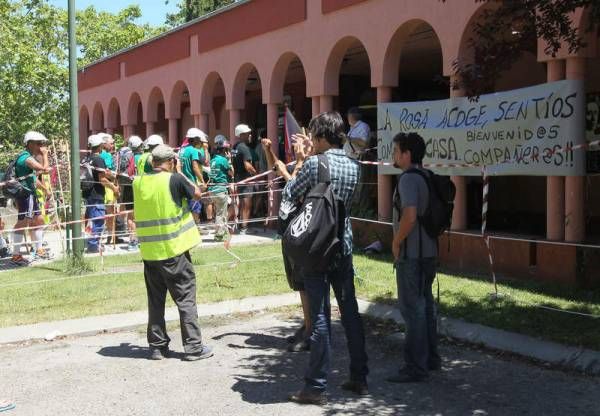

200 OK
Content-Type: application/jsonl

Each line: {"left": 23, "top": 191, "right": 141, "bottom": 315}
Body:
{"left": 450, "top": 0, "right": 599, "bottom": 96}
{"left": 0, "top": 0, "right": 163, "bottom": 146}
{"left": 165, "top": 0, "right": 234, "bottom": 27}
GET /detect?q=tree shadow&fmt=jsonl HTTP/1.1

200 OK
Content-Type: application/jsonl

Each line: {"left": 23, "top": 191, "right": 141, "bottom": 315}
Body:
{"left": 96, "top": 342, "right": 185, "bottom": 360}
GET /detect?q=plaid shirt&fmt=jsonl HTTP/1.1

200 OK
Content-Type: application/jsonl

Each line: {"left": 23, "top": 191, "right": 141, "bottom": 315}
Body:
{"left": 283, "top": 148, "right": 360, "bottom": 256}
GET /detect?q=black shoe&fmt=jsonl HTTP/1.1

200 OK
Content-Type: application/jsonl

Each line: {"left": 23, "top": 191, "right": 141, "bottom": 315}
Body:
{"left": 149, "top": 347, "right": 169, "bottom": 360}
{"left": 340, "top": 380, "right": 369, "bottom": 396}
{"left": 183, "top": 345, "right": 214, "bottom": 361}
{"left": 287, "top": 338, "right": 310, "bottom": 352}
{"left": 386, "top": 372, "right": 428, "bottom": 383}
{"left": 288, "top": 390, "right": 327, "bottom": 406}
{"left": 286, "top": 325, "right": 306, "bottom": 344}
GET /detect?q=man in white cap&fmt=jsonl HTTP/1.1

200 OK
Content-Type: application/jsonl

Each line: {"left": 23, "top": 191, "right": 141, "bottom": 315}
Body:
{"left": 232, "top": 124, "right": 256, "bottom": 234}
{"left": 10, "top": 131, "right": 52, "bottom": 265}
{"left": 136, "top": 134, "right": 164, "bottom": 175}
{"left": 82, "top": 134, "right": 120, "bottom": 253}
{"left": 118, "top": 135, "right": 144, "bottom": 251}
{"left": 179, "top": 128, "right": 209, "bottom": 223}
{"left": 133, "top": 144, "right": 213, "bottom": 361}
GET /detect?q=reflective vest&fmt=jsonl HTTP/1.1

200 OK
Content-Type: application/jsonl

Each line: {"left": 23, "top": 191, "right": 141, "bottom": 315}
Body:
{"left": 136, "top": 152, "right": 151, "bottom": 175}
{"left": 133, "top": 171, "right": 200, "bottom": 261}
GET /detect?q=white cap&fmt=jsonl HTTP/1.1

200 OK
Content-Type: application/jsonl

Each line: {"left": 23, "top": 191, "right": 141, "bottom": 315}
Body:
{"left": 98, "top": 132, "right": 113, "bottom": 143}
{"left": 88, "top": 134, "right": 104, "bottom": 147}
{"left": 23, "top": 131, "right": 48, "bottom": 145}
{"left": 234, "top": 124, "right": 251, "bottom": 137}
{"left": 128, "top": 135, "right": 143, "bottom": 149}
{"left": 186, "top": 127, "right": 208, "bottom": 143}
{"left": 146, "top": 134, "right": 164, "bottom": 147}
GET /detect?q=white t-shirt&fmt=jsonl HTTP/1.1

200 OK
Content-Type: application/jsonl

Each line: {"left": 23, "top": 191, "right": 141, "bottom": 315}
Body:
{"left": 344, "top": 120, "right": 371, "bottom": 159}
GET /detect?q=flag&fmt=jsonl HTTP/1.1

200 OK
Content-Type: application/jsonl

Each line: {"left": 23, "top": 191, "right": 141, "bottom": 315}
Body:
{"left": 283, "top": 106, "right": 302, "bottom": 163}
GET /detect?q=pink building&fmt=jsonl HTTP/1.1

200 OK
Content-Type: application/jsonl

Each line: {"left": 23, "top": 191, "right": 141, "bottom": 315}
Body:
{"left": 78, "top": 0, "right": 600, "bottom": 287}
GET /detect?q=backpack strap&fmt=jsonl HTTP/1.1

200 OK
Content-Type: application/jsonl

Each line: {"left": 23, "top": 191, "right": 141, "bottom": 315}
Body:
{"left": 316, "top": 154, "right": 331, "bottom": 184}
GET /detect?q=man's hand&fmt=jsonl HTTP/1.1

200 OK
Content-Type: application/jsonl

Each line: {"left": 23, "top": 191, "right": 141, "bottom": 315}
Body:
{"left": 113, "top": 184, "right": 120, "bottom": 199}
{"left": 261, "top": 138, "right": 272, "bottom": 150}
{"left": 392, "top": 239, "right": 401, "bottom": 262}
{"left": 39, "top": 146, "right": 49, "bottom": 156}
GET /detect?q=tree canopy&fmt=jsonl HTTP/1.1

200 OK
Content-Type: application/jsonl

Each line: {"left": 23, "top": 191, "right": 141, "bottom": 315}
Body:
{"left": 165, "top": 0, "right": 234, "bottom": 27}
{"left": 0, "top": 0, "right": 163, "bottom": 146}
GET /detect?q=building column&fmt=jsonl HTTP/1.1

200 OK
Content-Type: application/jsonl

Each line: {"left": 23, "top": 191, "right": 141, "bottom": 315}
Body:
{"left": 229, "top": 109, "right": 241, "bottom": 145}
{"left": 319, "top": 95, "right": 334, "bottom": 113}
{"left": 266, "top": 103, "right": 280, "bottom": 158}
{"left": 311, "top": 96, "right": 321, "bottom": 118}
{"left": 145, "top": 121, "right": 155, "bottom": 138}
{"left": 122, "top": 124, "right": 134, "bottom": 138}
{"left": 565, "top": 57, "right": 586, "bottom": 242}
{"left": 196, "top": 113, "right": 209, "bottom": 134}
{"left": 546, "top": 60, "right": 566, "bottom": 240}
{"left": 450, "top": 75, "right": 467, "bottom": 230}
{"left": 106, "top": 128, "right": 115, "bottom": 135}
{"left": 377, "top": 86, "right": 393, "bottom": 221}
{"left": 168, "top": 118, "right": 178, "bottom": 147}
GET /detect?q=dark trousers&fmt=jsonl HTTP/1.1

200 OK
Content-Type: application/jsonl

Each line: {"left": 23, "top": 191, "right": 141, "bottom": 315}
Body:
{"left": 303, "top": 255, "right": 369, "bottom": 392}
{"left": 143, "top": 251, "right": 203, "bottom": 354}
{"left": 395, "top": 257, "right": 440, "bottom": 378}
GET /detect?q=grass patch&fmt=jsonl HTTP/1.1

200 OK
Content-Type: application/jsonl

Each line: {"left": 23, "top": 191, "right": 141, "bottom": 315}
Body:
{"left": 2, "top": 243, "right": 600, "bottom": 351}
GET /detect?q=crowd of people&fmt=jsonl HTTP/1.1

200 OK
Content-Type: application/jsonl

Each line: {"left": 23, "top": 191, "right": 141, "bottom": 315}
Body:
{"left": 2, "top": 109, "right": 441, "bottom": 408}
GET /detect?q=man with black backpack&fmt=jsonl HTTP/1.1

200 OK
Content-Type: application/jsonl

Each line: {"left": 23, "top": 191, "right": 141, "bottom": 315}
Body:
{"left": 283, "top": 112, "right": 368, "bottom": 405}
{"left": 388, "top": 132, "right": 454, "bottom": 383}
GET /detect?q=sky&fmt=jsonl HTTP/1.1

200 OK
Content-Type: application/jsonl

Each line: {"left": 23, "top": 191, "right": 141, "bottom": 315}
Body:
{"left": 47, "top": 0, "right": 178, "bottom": 26}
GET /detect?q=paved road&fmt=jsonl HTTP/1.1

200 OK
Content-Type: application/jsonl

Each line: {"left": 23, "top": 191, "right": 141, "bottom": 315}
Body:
{"left": 1, "top": 311, "right": 598, "bottom": 416}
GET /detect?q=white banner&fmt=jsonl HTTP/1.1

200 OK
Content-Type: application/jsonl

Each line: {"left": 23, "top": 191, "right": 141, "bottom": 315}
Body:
{"left": 377, "top": 80, "right": 586, "bottom": 176}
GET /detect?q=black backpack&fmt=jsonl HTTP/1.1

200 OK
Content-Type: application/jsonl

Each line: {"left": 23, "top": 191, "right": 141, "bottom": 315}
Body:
{"left": 402, "top": 168, "right": 456, "bottom": 239}
{"left": 282, "top": 154, "right": 345, "bottom": 273}
{"left": 2, "top": 152, "right": 33, "bottom": 200}
{"left": 80, "top": 155, "right": 95, "bottom": 196}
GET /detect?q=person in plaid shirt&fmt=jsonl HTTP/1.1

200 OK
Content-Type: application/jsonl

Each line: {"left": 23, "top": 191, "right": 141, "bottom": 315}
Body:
{"left": 281, "top": 112, "right": 369, "bottom": 405}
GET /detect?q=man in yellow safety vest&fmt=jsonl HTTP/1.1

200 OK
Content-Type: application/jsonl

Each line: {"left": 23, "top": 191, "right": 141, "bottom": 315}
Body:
{"left": 133, "top": 144, "right": 213, "bottom": 361}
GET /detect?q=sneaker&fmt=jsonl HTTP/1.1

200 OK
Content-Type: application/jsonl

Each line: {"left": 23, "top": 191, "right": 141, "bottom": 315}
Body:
{"left": 287, "top": 338, "right": 310, "bottom": 353}
{"left": 33, "top": 248, "right": 53, "bottom": 261}
{"left": 183, "top": 345, "right": 214, "bottom": 361}
{"left": 288, "top": 389, "right": 327, "bottom": 406}
{"left": 239, "top": 228, "right": 248, "bottom": 235}
{"left": 126, "top": 241, "right": 139, "bottom": 251}
{"left": 149, "top": 347, "right": 170, "bottom": 360}
{"left": 286, "top": 325, "right": 306, "bottom": 344}
{"left": 10, "top": 255, "right": 30, "bottom": 267}
{"left": 340, "top": 380, "right": 369, "bottom": 396}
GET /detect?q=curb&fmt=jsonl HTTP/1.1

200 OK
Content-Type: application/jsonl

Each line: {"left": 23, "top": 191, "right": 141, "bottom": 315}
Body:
{"left": 356, "top": 299, "right": 600, "bottom": 376}
{"left": 0, "top": 293, "right": 299, "bottom": 345}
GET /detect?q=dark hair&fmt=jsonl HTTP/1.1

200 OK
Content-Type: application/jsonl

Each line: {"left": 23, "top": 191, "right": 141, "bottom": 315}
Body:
{"left": 308, "top": 111, "right": 346, "bottom": 147}
{"left": 392, "top": 132, "right": 426, "bottom": 164}
{"left": 347, "top": 107, "right": 362, "bottom": 120}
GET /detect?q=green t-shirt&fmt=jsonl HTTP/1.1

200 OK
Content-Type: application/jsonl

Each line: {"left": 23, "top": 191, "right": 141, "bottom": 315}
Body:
{"left": 208, "top": 154, "right": 231, "bottom": 194}
{"left": 100, "top": 150, "right": 114, "bottom": 170}
{"left": 14, "top": 151, "right": 35, "bottom": 192}
{"left": 179, "top": 145, "right": 204, "bottom": 184}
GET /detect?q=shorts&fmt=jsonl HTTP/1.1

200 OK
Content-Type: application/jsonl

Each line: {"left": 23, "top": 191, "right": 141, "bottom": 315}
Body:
{"left": 120, "top": 181, "right": 134, "bottom": 211}
{"left": 282, "top": 244, "right": 304, "bottom": 291}
{"left": 237, "top": 184, "right": 256, "bottom": 198}
{"left": 16, "top": 194, "right": 41, "bottom": 221}
{"left": 188, "top": 199, "right": 202, "bottom": 215}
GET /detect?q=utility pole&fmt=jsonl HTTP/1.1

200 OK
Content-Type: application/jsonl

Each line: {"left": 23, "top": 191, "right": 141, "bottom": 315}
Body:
{"left": 68, "top": 0, "right": 83, "bottom": 256}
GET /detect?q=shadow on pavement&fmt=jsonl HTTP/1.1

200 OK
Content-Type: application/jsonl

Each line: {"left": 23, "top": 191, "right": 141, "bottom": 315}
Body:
{"left": 96, "top": 342, "right": 185, "bottom": 360}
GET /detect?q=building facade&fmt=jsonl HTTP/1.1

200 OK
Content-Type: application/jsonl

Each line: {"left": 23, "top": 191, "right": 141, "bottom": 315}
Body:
{"left": 78, "top": 0, "right": 600, "bottom": 287}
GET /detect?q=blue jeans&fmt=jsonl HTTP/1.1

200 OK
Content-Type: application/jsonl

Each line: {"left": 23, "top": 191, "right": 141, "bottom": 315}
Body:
{"left": 303, "top": 255, "right": 369, "bottom": 392}
{"left": 395, "top": 257, "right": 440, "bottom": 378}
{"left": 85, "top": 198, "right": 105, "bottom": 252}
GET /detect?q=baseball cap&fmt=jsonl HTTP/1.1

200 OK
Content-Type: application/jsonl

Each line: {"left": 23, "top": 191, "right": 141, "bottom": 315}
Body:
{"left": 151, "top": 144, "right": 177, "bottom": 163}
{"left": 146, "top": 134, "right": 164, "bottom": 147}
{"left": 128, "top": 135, "right": 143, "bottom": 149}
{"left": 186, "top": 128, "right": 208, "bottom": 143}
{"left": 23, "top": 131, "right": 48, "bottom": 145}
{"left": 88, "top": 134, "right": 104, "bottom": 147}
{"left": 98, "top": 132, "right": 114, "bottom": 143}
{"left": 214, "top": 134, "right": 229, "bottom": 149}
{"left": 234, "top": 124, "right": 251, "bottom": 137}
